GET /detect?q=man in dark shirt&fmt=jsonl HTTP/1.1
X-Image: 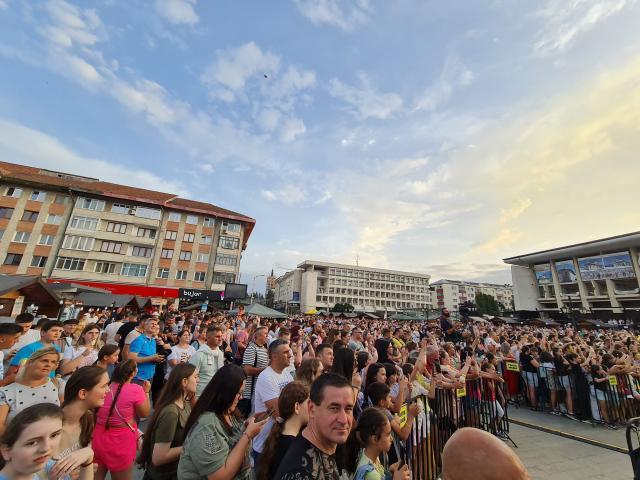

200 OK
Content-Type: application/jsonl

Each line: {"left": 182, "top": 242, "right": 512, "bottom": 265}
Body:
{"left": 374, "top": 328, "right": 392, "bottom": 363}
{"left": 440, "top": 309, "right": 461, "bottom": 342}
{"left": 274, "top": 373, "right": 354, "bottom": 480}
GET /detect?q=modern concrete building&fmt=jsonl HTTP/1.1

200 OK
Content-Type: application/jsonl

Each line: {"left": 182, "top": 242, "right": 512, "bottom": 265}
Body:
{"left": 0, "top": 161, "right": 255, "bottom": 297}
{"left": 504, "top": 231, "right": 640, "bottom": 317}
{"left": 430, "top": 279, "right": 513, "bottom": 312}
{"left": 274, "top": 260, "right": 431, "bottom": 314}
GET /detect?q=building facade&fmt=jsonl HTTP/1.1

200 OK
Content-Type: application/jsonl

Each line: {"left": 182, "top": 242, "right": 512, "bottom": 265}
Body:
{"left": 504, "top": 232, "right": 640, "bottom": 317}
{"left": 430, "top": 279, "right": 513, "bottom": 313}
{"left": 0, "top": 161, "right": 254, "bottom": 295}
{"left": 274, "top": 260, "right": 431, "bottom": 314}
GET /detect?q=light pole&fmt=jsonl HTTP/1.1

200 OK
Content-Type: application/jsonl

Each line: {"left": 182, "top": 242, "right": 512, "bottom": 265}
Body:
{"left": 250, "top": 274, "right": 266, "bottom": 304}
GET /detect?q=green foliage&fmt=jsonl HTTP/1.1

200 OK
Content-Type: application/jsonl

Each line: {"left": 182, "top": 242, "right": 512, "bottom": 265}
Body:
{"left": 332, "top": 302, "right": 355, "bottom": 313}
{"left": 474, "top": 292, "right": 503, "bottom": 316}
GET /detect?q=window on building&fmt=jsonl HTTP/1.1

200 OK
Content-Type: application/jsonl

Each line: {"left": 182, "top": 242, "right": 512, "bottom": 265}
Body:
{"left": 165, "top": 230, "right": 177, "bottom": 241}
{"left": 100, "top": 241, "right": 123, "bottom": 254}
{"left": 111, "top": 203, "right": 131, "bottom": 214}
{"left": 62, "top": 235, "right": 94, "bottom": 251}
{"left": 45, "top": 214, "right": 62, "bottom": 225}
{"left": 0, "top": 207, "right": 14, "bottom": 219}
{"left": 54, "top": 195, "right": 68, "bottom": 205}
{"left": 136, "top": 227, "right": 156, "bottom": 239}
{"left": 212, "top": 272, "right": 235, "bottom": 284}
{"left": 121, "top": 263, "right": 148, "bottom": 277}
{"left": 183, "top": 233, "right": 195, "bottom": 243}
{"left": 76, "top": 197, "right": 105, "bottom": 211}
{"left": 31, "top": 256, "right": 48, "bottom": 268}
{"left": 194, "top": 271, "right": 206, "bottom": 282}
{"left": 218, "top": 236, "right": 239, "bottom": 250}
{"left": 55, "top": 257, "right": 85, "bottom": 271}
{"left": 201, "top": 235, "right": 212, "bottom": 244}
{"left": 197, "top": 253, "right": 210, "bottom": 263}
{"left": 179, "top": 251, "right": 192, "bottom": 261}
{"left": 135, "top": 207, "right": 162, "bottom": 220}
{"left": 216, "top": 254, "right": 237, "bottom": 266}
{"left": 3, "top": 253, "right": 22, "bottom": 266}
{"left": 132, "top": 246, "right": 153, "bottom": 258}
{"left": 95, "top": 262, "right": 117, "bottom": 274}
{"left": 13, "top": 231, "right": 30, "bottom": 243}
{"left": 157, "top": 268, "right": 170, "bottom": 279}
{"left": 5, "top": 187, "right": 23, "bottom": 198}
{"left": 70, "top": 216, "right": 98, "bottom": 231}
{"left": 21, "top": 210, "right": 38, "bottom": 222}
{"left": 203, "top": 217, "right": 215, "bottom": 227}
{"left": 30, "top": 191, "right": 46, "bottom": 201}
{"left": 168, "top": 212, "right": 181, "bottom": 222}
{"left": 222, "top": 221, "right": 241, "bottom": 233}
{"left": 176, "top": 270, "right": 187, "bottom": 280}
{"left": 38, "top": 234, "right": 54, "bottom": 246}
{"left": 186, "top": 215, "right": 198, "bottom": 225}
{"left": 161, "top": 249, "right": 173, "bottom": 259}
{"left": 106, "top": 222, "right": 127, "bottom": 234}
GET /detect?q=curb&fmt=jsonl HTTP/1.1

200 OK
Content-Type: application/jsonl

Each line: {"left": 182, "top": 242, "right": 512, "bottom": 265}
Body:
{"left": 509, "top": 418, "right": 628, "bottom": 454}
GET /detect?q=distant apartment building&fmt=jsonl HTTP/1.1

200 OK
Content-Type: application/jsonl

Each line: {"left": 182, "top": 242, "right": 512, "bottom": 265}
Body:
{"left": 274, "top": 260, "right": 431, "bottom": 314}
{"left": 0, "top": 161, "right": 254, "bottom": 296}
{"left": 431, "top": 279, "right": 514, "bottom": 313}
{"left": 504, "top": 231, "right": 640, "bottom": 317}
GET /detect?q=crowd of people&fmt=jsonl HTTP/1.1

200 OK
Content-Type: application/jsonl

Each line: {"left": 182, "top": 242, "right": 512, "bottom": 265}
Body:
{"left": 0, "top": 304, "right": 635, "bottom": 479}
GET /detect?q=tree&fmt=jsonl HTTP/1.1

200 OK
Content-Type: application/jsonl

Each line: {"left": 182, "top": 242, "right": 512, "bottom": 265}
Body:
{"left": 265, "top": 289, "right": 275, "bottom": 308}
{"left": 332, "top": 302, "right": 354, "bottom": 313}
{"left": 475, "top": 293, "right": 502, "bottom": 316}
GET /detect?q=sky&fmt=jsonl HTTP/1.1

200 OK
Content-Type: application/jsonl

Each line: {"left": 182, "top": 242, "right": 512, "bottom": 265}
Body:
{"left": 1, "top": 0, "right": 640, "bottom": 294}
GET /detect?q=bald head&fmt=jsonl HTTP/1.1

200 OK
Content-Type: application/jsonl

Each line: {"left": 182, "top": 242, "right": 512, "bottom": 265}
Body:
{"left": 442, "top": 428, "right": 530, "bottom": 480}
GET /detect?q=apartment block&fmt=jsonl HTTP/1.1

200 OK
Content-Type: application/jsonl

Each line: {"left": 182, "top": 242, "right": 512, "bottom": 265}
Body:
{"left": 0, "top": 161, "right": 254, "bottom": 295}
{"left": 430, "top": 279, "right": 514, "bottom": 312}
{"left": 275, "top": 260, "right": 431, "bottom": 314}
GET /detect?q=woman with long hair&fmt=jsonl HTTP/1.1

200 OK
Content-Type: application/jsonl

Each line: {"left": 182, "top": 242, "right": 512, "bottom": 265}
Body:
{"left": 95, "top": 344, "right": 120, "bottom": 378}
{"left": 165, "top": 330, "right": 196, "bottom": 380}
{"left": 139, "top": 363, "right": 197, "bottom": 480}
{"left": 255, "top": 381, "right": 309, "bottom": 480}
{"left": 178, "top": 364, "right": 266, "bottom": 480}
{"left": 55, "top": 366, "right": 110, "bottom": 480}
{"left": 0, "top": 347, "right": 61, "bottom": 435}
{"left": 60, "top": 323, "right": 102, "bottom": 376}
{"left": 295, "top": 358, "right": 323, "bottom": 386}
{"left": 332, "top": 347, "right": 355, "bottom": 383}
{"left": 93, "top": 360, "right": 150, "bottom": 480}
{"left": 0, "top": 403, "right": 64, "bottom": 479}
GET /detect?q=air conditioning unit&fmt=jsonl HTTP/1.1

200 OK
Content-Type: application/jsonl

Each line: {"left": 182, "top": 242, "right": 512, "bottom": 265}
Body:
{"left": 221, "top": 228, "right": 227, "bottom": 234}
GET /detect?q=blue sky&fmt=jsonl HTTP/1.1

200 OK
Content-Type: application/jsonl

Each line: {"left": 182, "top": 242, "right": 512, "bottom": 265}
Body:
{"left": 1, "top": 0, "right": 640, "bottom": 293}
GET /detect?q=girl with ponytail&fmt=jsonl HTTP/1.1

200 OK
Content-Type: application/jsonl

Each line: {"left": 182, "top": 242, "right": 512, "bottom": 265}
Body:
{"left": 256, "top": 381, "right": 309, "bottom": 480}
{"left": 93, "top": 360, "right": 150, "bottom": 480}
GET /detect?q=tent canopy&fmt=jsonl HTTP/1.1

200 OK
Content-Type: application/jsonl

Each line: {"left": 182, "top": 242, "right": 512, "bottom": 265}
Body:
{"left": 75, "top": 292, "right": 137, "bottom": 308}
{"left": 230, "top": 303, "right": 287, "bottom": 319}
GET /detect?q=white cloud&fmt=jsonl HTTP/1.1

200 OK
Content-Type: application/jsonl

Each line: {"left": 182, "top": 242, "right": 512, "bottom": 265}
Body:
{"left": 414, "top": 56, "right": 475, "bottom": 112}
{"left": 280, "top": 117, "right": 306, "bottom": 142}
{"left": 201, "top": 42, "right": 281, "bottom": 102}
{"left": 155, "top": 0, "right": 199, "bottom": 26}
{"left": 0, "top": 117, "right": 191, "bottom": 197}
{"left": 43, "top": 0, "right": 103, "bottom": 47}
{"left": 499, "top": 198, "right": 532, "bottom": 224}
{"left": 293, "top": 0, "right": 373, "bottom": 31}
{"left": 0, "top": 1, "right": 8, "bottom": 10}
{"left": 534, "top": 0, "right": 633, "bottom": 56}
{"left": 329, "top": 73, "right": 403, "bottom": 119}
{"left": 261, "top": 184, "right": 308, "bottom": 205}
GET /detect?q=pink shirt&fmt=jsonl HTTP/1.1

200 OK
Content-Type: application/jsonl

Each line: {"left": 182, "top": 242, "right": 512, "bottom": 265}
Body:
{"left": 96, "top": 383, "right": 146, "bottom": 427}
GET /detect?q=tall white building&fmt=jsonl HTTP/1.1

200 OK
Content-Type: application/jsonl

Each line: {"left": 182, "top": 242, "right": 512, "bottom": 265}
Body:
{"left": 274, "top": 260, "right": 431, "bottom": 314}
{"left": 431, "top": 279, "right": 513, "bottom": 313}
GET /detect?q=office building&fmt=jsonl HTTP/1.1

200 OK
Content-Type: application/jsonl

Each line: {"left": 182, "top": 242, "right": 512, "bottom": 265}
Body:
{"left": 430, "top": 279, "right": 513, "bottom": 312}
{"left": 0, "top": 161, "right": 254, "bottom": 296}
{"left": 504, "top": 231, "right": 640, "bottom": 316}
{"left": 274, "top": 260, "right": 431, "bottom": 314}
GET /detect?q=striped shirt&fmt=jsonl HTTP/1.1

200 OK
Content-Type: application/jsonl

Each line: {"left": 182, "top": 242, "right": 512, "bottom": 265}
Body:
{"left": 242, "top": 342, "right": 268, "bottom": 399}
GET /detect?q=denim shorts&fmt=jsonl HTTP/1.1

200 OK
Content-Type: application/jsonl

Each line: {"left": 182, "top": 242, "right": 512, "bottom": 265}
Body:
{"left": 558, "top": 375, "right": 571, "bottom": 391}
{"left": 523, "top": 371, "right": 539, "bottom": 388}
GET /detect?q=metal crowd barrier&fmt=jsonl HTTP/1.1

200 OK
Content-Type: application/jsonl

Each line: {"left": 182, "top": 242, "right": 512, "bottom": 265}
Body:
{"left": 399, "top": 378, "right": 514, "bottom": 479}
{"left": 504, "top": 361, "right": 640, "bottom": 427}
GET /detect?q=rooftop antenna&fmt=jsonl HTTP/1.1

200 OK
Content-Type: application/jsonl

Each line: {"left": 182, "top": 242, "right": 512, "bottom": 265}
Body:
{"left": 355, "top": 254, "right": 359, "bottom": 267}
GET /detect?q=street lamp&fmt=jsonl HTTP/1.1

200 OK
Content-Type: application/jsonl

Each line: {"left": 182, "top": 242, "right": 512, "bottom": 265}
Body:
{"left": 56, "top": 299, "right": 64, "bottom": 321}
{"left": 250, "top": 274, "right": 266, "bottom": 304}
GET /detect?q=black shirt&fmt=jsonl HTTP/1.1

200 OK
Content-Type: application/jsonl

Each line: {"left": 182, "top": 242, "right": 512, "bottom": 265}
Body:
{"left": 440, "top": 316, "right": 454, "bottom": 334}
{"left": 521, "top": 354, "right": 537, "bottom": 373}
{"left": 271, "top": 434, "right": 295, "bottom": 478}
{"left": 374, "top": 338, "right": 390, "bottom": 364}
{"left": 274, "top": 433, "right": 341, "bottom": 480}
{"left": 116, "top": 322, "right": 138, "bottom": 351}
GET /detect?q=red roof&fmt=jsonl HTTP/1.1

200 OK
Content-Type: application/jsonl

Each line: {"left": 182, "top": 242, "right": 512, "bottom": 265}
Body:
{"left": 0, "top": 160, "right": 255, "bottom": 246}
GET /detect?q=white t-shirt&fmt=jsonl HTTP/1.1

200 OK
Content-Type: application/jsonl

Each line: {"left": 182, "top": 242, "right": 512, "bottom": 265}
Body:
{"left": 124, "top": 329, "right": 141, "bottom": 346}
{"left": 13, "top": 329, "right": 41, "bottom": 352}
{"left": 166, "top": 344, "right": 197, "bottom": 379}
{"left": 62, "top": 346, "right": 99, "bottom": 372}
{"left": 252, "top": 366, "right": 294, "bottom": 453}
{"left": 104, "top": 321, "right": 123, "bottom": 345}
